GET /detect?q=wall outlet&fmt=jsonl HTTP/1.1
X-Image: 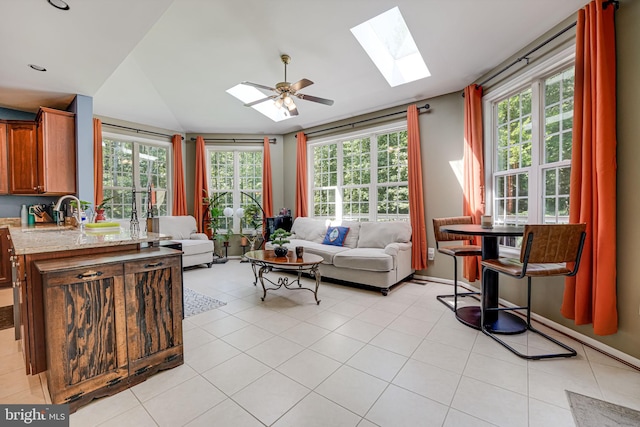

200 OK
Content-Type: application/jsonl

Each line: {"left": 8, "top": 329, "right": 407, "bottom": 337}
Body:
{"left": 428, "top": 247, "right": 435, "bottom": 261}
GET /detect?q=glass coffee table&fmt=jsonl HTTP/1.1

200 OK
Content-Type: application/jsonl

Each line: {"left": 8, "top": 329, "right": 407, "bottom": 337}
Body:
{"left": 245, "top": 250, "right": 323, "bottom": 304}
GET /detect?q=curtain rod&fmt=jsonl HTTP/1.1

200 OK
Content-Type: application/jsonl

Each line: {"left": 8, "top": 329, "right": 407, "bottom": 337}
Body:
{"left": 464, "top": 22, "right": 576, "bottom": 95}
{"left": 189, "top": 137, "right": 276, "bottom": 144}
{"left": 102, "top": 122, "right": 183, "bottom": 140}
{"left": 464, "top": 0, "right": 618, "bottom": 95}
{"left": 298, "top": 103, "right": 430, "bottom": 138}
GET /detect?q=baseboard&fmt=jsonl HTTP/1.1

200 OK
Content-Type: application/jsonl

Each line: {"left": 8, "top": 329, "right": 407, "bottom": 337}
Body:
{"left": 411, "top": 275, "right": 640, "bottom": 370}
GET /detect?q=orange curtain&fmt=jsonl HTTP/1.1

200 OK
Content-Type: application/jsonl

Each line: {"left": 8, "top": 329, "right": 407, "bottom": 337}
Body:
{"left": 407, "top": 105, "right": 428, "bottom": 270}
{"left": 295, "top": 132, "right": 308, "bottom": 217}
{"left": 462, "top": 85, "right": 485, "bottom": 282}
{"left": 561, "top": 0, "right": 617, "bottom": 335}
{"left": 172, "top": 134, "right": 188, "bottom": 216}
{"left": 93, "top": 118, "right": 103, "bottom": 207}
{"left": 193, "top": 136, "right": 209, "bottom": 233}
{"left": 262, "top": 137, "right": 274, "bottom": 217}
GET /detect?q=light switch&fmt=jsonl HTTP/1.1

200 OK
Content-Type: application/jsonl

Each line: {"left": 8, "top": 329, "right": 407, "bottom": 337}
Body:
{"left": 428, "top": 247, "right": 435, "bottom": 261}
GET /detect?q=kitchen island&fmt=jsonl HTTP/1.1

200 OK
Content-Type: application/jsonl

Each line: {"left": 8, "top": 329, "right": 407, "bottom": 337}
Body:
{"left": 9, "top": 225, "right": 183, "bottom": 411}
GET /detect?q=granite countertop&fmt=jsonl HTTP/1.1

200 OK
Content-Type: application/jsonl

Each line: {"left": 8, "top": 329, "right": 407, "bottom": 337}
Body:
{"left": 9, "top": 224, "right": 167, "bottom": 255}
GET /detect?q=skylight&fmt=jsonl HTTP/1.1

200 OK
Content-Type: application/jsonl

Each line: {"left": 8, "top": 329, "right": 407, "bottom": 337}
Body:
{"left": 226, "top": 85, "right": 293, "bottom": 122}
{"left": 351, "top": 6, "right": 430, "bottom": 87}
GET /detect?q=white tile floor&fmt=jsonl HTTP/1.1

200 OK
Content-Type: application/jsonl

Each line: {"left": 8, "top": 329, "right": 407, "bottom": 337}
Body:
{"left": 2, "top": 260, "right": 640, "bottom": 426}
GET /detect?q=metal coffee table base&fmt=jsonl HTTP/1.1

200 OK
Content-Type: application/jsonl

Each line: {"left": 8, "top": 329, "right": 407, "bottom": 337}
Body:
{"left": 257, "top": 264, "right": 321, "bottom": 305}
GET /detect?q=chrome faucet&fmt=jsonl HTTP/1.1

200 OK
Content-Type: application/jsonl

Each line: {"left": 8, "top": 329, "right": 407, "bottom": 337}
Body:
{"left": 53, "top": 195, "right": 85, "bottom": 228}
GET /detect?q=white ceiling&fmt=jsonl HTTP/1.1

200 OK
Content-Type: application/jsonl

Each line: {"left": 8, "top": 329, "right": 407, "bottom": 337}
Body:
{"left": 1, "top": 0, "right": 586, "bottom": 135}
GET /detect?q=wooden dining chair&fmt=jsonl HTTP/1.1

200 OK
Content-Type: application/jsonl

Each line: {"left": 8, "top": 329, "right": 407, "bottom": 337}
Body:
{"left": 480, "top": 223, "right": 587, "bottom": 360}
{"left": 432, "top": 217, "right": 482, "bottom": 312}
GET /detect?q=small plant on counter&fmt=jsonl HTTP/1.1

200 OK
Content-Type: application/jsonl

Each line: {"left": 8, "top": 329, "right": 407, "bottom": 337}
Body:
{"left": 69, "top": 200, "right": 92, "bottom": 211}
{"left": 95, "top": 196, "right": 113, "bottom": 212}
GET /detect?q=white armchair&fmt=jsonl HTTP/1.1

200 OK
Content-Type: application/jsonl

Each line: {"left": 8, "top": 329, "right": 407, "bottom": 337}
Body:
{"left": 157, "top": 216, "right": 214, "bottom": 268}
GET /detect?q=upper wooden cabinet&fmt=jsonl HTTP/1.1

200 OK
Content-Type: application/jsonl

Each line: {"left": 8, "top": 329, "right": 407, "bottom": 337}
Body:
{"left": 0, "top": 123, "right": 7, "bottom": 194}
{"left": 7, "top": 107, "right": 76, "bottom": 195}
{"left": 36, "top": 107, "right": 76, "bottom": 194}
{"left": 7, "top": 121, "right": 38, "bottom": 194}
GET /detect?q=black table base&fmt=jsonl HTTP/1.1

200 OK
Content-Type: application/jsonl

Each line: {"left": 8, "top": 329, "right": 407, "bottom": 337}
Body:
{"left": 455, "top": 306, "right": 527, "bottom": 335}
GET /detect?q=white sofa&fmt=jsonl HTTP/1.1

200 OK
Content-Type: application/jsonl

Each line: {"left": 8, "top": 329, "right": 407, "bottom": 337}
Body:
{"left": 267, "top": 217, "right": 414, "bottom": 295}
{"left": 156, "top": 216, "right": 214, "bottom": 268}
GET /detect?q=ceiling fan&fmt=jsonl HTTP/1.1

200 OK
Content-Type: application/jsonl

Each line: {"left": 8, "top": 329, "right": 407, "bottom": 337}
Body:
{"left": 241, "top": 54, "right": 334, "bottom": 116}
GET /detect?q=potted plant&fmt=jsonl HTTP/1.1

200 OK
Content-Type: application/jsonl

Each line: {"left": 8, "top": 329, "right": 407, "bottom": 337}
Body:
{"left": 270, "top": 228, "right": 291, "bottom": 257}
{"left": 241, "top": 203, "right": 262, "bottom": 251}
{"left": 94, "top": 196, "right": 113, "bottom": 222}
{"left": 223, "top": 227, "right": 233, "bottom": 247}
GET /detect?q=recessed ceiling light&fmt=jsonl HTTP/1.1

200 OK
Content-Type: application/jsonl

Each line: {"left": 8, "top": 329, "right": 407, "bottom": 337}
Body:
{"left": 351, "top": 6, "right": 430, "bottom": 87}
{"left": 47, "top": 0, "right": 70, "bottom": 10}
{"left": 226, "top": 84, "right": 293, "bottom": 122}
{"left": 28, "top": 64, "right": 47, "bottom": 72}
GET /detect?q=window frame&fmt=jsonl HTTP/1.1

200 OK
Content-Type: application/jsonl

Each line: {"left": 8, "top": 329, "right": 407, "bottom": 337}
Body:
{"left": 307, "top": 120, "right": 409, "bottom": 222}
{"left": 101, "top": 131, "right": 173, "bottom": 220}
{"left": 205, "top": 144, "right": 263, "bottom": 234}
{"left": 483, "top": 46, "right": 575, "bottom": 251}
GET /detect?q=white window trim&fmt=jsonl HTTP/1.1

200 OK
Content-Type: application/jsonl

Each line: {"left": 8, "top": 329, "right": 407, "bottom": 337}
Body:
{"left": 482, "top": 46, "right": 575, "bottom": 255}
{"left": 307, "top": 120, "right": 407, "bottom": 221}
{"left": 205, "top": 144, "right": 263, "bottom": 233}
{"left": 102, "top": 131, "right": 173, "bottom": 215}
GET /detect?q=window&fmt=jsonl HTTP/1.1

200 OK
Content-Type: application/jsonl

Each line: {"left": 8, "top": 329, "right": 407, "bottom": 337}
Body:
{"left": 206, "top": 146, "right": 263, "bottom": 233}
{"left": 309, "top": 123, "right": 409, "bottom": 222}
{"left": 102, "top": 133, "right": 171, "bottom": 220}
{"left": 487, "top": 51, "right": 574, "bottom": 248}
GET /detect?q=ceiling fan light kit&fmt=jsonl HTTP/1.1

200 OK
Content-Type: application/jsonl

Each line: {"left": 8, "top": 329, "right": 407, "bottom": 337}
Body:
{"left": 239, "top": 54, "right": 334, "bottom": 116}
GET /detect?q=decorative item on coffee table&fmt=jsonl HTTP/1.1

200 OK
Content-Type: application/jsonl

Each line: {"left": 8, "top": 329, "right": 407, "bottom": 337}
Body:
{"left": 270, "top": 228, "right": 291, "bottom": 257}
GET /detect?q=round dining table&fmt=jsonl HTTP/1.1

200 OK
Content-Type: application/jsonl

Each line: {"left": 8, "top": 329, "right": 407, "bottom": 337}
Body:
{"left": 440, "top": 223, "right": 526, "bottom": 334}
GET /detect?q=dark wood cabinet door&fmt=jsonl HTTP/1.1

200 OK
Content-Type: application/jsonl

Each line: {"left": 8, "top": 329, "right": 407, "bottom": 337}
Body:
{"left": 7, "top": 122, "right": 38, "bottom": 194}
{"left": 0, "top": 229, "right": 11, "bottom": 287}
{"left": 124, "top": 255, "right": 183, "bottom": 374}
{"left": 43, "top": 264, "right": 129, "bottom": 404}
{"left": 0, "top": 123, "right": 7, "bottom": 194}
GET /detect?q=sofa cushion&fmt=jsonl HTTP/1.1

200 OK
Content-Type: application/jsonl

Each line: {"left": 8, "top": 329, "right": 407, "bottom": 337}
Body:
{"left": 179, "top": 239, "right": 214, "bottom": 257}
{"left": 330, "top": 220, "right": 361, "bottom": 248}
{"left": 357, "top": 221, "right": 412, "bottom": 249}
{"left": 333, "top": 248, "right": 394, "bottom": 272}
{"left": 157, "top": 216, "right": 199, "bottom": 240}
{"left": 322, "top": 226, "right": 350, "bottom": 246}
{"left": 285, "top": 238, "right": 350, "bottom": 264}
{"left": 290, "top": 217, "right": 328, "bottom": 243}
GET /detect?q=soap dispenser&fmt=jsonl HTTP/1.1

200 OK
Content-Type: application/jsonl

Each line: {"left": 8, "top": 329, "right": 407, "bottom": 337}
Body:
{"left": 20, "top": 204, "right": 28, "bottom": 226}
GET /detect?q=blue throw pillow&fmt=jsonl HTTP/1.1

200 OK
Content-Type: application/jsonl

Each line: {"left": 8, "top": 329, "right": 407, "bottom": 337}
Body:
{"left": 323, "top": 226, "right": 350, "bottom": 246}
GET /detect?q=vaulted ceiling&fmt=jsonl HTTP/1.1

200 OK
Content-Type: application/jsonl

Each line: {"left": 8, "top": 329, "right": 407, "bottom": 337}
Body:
{"left": 1, "top": 0, "right": 586, "bottom": 135}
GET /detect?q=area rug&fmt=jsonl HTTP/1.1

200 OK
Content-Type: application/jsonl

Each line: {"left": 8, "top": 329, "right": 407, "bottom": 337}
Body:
{"left": 566, "top": 390, "right": 640, "bottom": 427}
{"left": 183, "top": 287, "right": 226, "bottom": 318}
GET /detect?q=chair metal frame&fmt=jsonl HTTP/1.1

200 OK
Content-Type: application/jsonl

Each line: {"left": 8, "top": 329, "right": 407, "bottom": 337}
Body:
{"left": 432, "top": 217, "right": 482, "bottom": 312}
{"left": 480, "top": 224, "right": 587, "bottom": 360}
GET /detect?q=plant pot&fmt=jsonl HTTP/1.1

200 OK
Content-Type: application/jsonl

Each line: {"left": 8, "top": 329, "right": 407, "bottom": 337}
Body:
{"left": 95, "top": 209, "right": 106, "bottom": 222}
{"left": 274, "top": 246, "right": 288, "bottom": 257}
{"left": 240, "top": 236, "right": 248, "bottom": 246}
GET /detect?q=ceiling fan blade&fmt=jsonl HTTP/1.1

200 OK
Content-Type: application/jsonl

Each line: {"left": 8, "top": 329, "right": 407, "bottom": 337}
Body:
{"left": 295, "top": 93, "right": 334, "bottom": 106}
{"left": 241, "top": 81, "right": 276, "bottom": 92}
{"left": 244, "top": 95, "right": 276, "bottom": 107}
{"left": 290, "top": 78, "right": 314, "bottom": 92}
{"left": 286, "top": 106, "right": 299, "bottom": 116}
